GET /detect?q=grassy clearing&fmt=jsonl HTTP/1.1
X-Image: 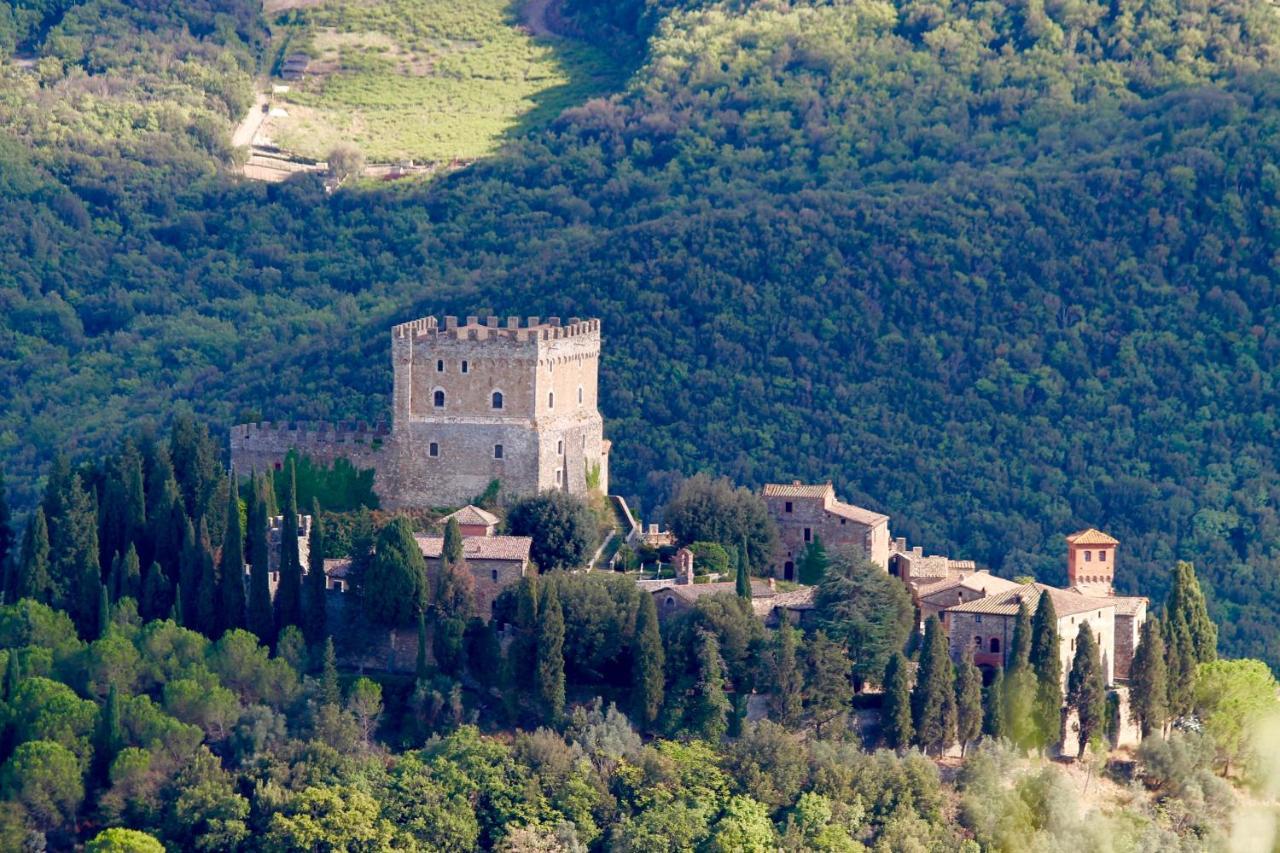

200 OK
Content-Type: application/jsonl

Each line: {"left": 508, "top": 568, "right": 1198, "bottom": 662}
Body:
{"left": 263, "top": 0, "right": 622, "bottom": 162}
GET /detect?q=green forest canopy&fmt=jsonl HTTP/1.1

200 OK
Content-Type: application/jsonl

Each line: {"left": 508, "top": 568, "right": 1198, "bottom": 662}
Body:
{"left": 0, "top": 0, "right": 1278, "bottom": 667}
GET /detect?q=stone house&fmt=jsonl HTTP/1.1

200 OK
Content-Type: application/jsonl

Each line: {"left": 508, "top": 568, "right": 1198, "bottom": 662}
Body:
{"left": 915, "top": 571, "right": 1021, "bottom": 628}
{"left": 761, "top": 482, "right": 891, "bottom": 579}
{"left": 414, "top": 533, "right": 531, "bottom": 621}
{"left": 888, "top": 537, "right": 978, "bottom": 592}
{"left": 648, "top": 578, "right": 777, "bottom": 621}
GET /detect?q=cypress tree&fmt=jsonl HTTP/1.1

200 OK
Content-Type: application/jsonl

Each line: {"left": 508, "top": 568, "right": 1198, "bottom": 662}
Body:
{"left": 911, "top": 616, "right": 957, "bottom": 754}
{"left": 1008, "top": 598, "right": 1033, "bottom": 668}
{"left": 1067, "top": 621, "right": 1106, "bottom": 757}
{"left": 1166, "top": 561, "right": 1217, "bottom": 664}
{"left": 1129, "top": 614, "right": 1168, "bottom": 738}
{"left": 0, "top": 469, "right": 12, "bottom": 601}
{"left": 247, "top": 475, "right": 275, "bottom": 644}
{"left": 195, "top": 519, "right": 218, "bottom": 636}
{"left": 54, "top": 476, "right": 102, "bottom": 637}
{"left": 797, "top": 537, "right": 829, "bottom": 585}
{"left": 107, "top": 552, "right": 123, "bottom": 603}
{"left": 1164, "top": 611, "right": 1196, "bottom": 720}
{"left": 881, "top": 652, "right": 914, "bottom": 749}
{"left": 632, "top": 591, "right": 665, "bottom": 728}
{"left": 120, "top": 544, "right": 141, "bottom": 601}
{"left": 171, "top": 581, "right": 183, "bottom": 625}
{"left": 320, "top": 637, "right": 341, "bottom": 707}
{"left": 510, "top": 575, "right": 539, "bottom": 691}
{"left": 218, "top": 478, "right": 247, "bottom": 635}
{"left": 15, "top": 508, "right": 52, "bottom": 604}
{"left": 119, "top": 440, "right": 146, "bottom": 557}
{"left": 984, "top": 667, "right": 1005, "bottom": 738}
{"left": 177, "top": 517, "right": 199, "bottom": 629}
{"left": 535, "top": 580, "right": 566, "bottom": 722}
{"left": 140, "top": 562, "right": 169, "bottom": 621}
{"left": 92, "top": 684, "right": 123, "bottom": 787}
{"left": 735, "top": 545, "right": 751, "bottom": 600}
{"left": 170, "top": 413, "right": 220, "bottom": 523}
{"left": 303, "top": 500, "right": 328, "bottom": 647}
{"left": 955, "top": 644, "right": 983, "bottom": 755}
{"left": 98, "top": 452, "right": 135, "bottom": 574}
{"left": 415, "top": 612, "right": 430, "bottom": 681}
{"left": 1029, "top": 592, "right": 1063, "bottom": 751}
{"left": 146, "top": 454, "right": 185, "bottom": 585}
{"left": 442, "top": 517, "right": 464, "bottom": 567}
{"left": 689, "top": 628, "right": 730, "bottom": 742}
{"left": 97, "top": 583, "right": 110, "bottom": 639}
{"left": 273, "top": 459, "right": 303, "bottom": 633}
{"left": 766, "top": 621, "right": 804, "bottom": 727}
{"left": 3, "top": 652, "right": 20, "bottom": 701}
{"left": 364, "top": 517, "right": 428, "bottom": 629}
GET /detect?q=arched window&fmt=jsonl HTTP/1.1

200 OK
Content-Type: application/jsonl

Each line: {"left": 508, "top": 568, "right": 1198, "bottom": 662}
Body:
{"left": 989, "top": 637, "right": 1001, "bottom": 653}
{"left": 973, "top": 635, "right": 982, "bottom": 648}
{"left": 433, "top": 389, "right": 445, "bottom": 408}
{"left": 664, "top": 596, "right": 675, "bottom": 609}
{"left": 436, "top": 359, "right": 444, "bottom": 372}
{"left": 548, "top": 391, "right": 554, "bottom": 409}
{"left": 428, "top": 442, "right": 439, "bottom": 458}
{"left": 461, "top": 360, "right": 469, "bottom": 374}
{"left": 491, "top": 390, "right": 503, "bottom": 409}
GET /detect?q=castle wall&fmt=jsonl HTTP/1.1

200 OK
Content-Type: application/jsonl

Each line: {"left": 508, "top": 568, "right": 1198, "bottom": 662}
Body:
{"left": 229, "top": 422, "right": 387, "bottom": 480}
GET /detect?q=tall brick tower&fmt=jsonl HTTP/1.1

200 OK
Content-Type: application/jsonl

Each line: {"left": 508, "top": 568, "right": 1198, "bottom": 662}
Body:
{"left": 1066, "top": 528, "right": 1118, "bottom": 595}
{"left": 385, "top": 315, "right": 609, "bottom": 508}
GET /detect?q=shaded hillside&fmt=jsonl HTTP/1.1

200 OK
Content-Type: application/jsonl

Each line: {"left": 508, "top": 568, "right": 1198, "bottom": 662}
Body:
{"left": 1, "top": 0, "right": 1279, "bottom": 665}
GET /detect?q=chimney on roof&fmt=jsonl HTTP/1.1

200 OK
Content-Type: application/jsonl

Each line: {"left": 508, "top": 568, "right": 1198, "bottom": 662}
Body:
{"left": 792, "top": 479, "right": 801, "bottom": 486}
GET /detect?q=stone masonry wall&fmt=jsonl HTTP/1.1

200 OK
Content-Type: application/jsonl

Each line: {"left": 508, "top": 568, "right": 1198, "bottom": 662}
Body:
{"left": 764, "top": 494, "right": 881, "bottom": 579}
{"left": 230, "top": 422, "right": 387, "bottom": 479}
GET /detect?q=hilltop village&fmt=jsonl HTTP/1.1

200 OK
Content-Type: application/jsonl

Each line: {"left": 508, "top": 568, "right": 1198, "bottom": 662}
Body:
{"left": 233, "top": 314, "right": 1161, "bottom": 754}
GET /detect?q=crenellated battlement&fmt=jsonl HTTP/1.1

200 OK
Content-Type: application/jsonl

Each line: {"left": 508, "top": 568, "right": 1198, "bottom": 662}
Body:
{"left": 391, "top": 314, "right": 600, "bottom": 343}
{"left": 231, "top": 420, "right": 390, "bottom": 445}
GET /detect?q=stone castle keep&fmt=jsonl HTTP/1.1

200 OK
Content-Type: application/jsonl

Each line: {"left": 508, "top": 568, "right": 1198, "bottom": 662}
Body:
{"left": 231, "top": 315, "right": 610, "bottom": 507}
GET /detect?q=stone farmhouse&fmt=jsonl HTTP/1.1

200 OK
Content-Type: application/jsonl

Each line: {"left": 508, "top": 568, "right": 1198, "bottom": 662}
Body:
{"left": 230, "top": 315, "right": 610, "bottom": 509}
{"left": 641, "top": 546, "right": 816, "bottom": 627}
{"left": 940, "top": 530, "right": 1147, "bottom": 686}
{"left": 762, "top": 482, "right": 891, "bottom": 579}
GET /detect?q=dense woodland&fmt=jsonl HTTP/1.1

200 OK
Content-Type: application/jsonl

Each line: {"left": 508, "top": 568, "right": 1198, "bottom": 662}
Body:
{"left": 0, "top": 420, "right": 1276, "bottom": 850}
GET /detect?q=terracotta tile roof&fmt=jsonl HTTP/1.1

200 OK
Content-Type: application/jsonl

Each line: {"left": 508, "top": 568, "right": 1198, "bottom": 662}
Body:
{"left": 771, "top": 586, "right": 817, "bottom": 609}
{"left": 442, "top": 504, "right": 499, "bottom": 527}
{"left": 826, "top": 500, "right": 890, "bottom": 526}
{"left": 917, "top": 572, "right": 1020, "bottom": 601}
{"left": 415, "top": 534, "right": 531, "bottom": 562}
{"left": 1066, "top": 528, "right": 1119, "bottom": 546}
{"left": 1112, "top": 596, "right": 1148, "bottom": 616}
{"left": 763, "top": 483, "right": 835, "bottom": 499}
{"left": 945, "top": 583, "right": 1117, "bottom": 619}
{"left": 324, "top": 558, "right": 352, "bottom": 578}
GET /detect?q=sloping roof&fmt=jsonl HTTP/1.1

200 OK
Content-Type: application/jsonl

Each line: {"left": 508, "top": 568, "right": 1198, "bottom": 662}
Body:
{"left": 945, "top": 583, "right": 1117, "bottom": 619}
{"left": 826, "top": 500, "right": 890, "bottom": 526}
{"left": 655, "top": 579, "right": 775, "bottom": 603}
{"left": 325, "top": 558, "right": 352, "bottom": 579}
{"left": 1112, "top": 596, "right": 1148, "bottom": 616}
{"left": 917, "top": 571, "right": 1020, "bottom": 601}
{"left": 1066, "top": 528, "right": 1119, "bottom": 546}
{"left": 443, "top": 504, "right": 499, "bottom": 527}
{"left": 763, "top": 483, "right": 834, "bottom": 499}
{"left": 415, "top": 534, "right": 531, "bottom": 562}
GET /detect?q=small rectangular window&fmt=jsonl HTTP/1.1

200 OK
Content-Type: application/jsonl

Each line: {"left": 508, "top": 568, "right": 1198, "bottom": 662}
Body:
{"left": 1084, "top": 551, "right": 1092, "bottom": 562}
{"left": 1099, "top": 550, "right": 1107, "bottom": 562}
{"left": 436, "top": 359, "right": 444, "bottom": 372}
{"left": 804, "top": 527, "right": 812, "bottom": 543}
{"left": 461, "top": 360, "right": 469, "bottom": 373}
{"left": 975, "top": 615, "right": 982, "bottom": 624}
{"left": 429, "top": 442, "right": 439, "bottom": 458}
{"left": 555, "top": 468, "right": 562, "bottom": 485}
{"left": 491, "top": 569, "right": 498, "bottom": 582}
{"left": 557, "top": 439, "right": 564, "bottom": 454}
{"left": 494, "top": 444, "right": 503, "bottom": 459}
{"left": 785, "top": 501, "right": 793, "bottom": 513}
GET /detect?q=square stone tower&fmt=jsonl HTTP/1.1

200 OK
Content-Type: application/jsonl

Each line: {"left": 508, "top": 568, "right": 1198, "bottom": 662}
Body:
{"left": 383, "top": 315, "right": 609, "bottom": 508}
{"left": 1066, "top": 528, "right": 1118, "bottom": 595}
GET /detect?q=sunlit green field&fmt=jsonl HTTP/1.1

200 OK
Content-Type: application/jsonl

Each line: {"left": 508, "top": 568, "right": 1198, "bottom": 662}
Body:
{"left": 264, "top": 0, "right": 621, "bottom": 162}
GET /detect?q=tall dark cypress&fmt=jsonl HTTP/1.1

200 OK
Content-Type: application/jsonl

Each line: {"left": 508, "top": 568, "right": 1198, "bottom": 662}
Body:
{"left": 177, "top": 517, "right": 199, "bottom": 629}
{"left": 984, "top": 667, "right": 1005, "bottom": 738}
{"left": 509, "top": 575, "right": 539, "bottom": 691}
{"left": 274, "top": 460, "right": 302, "bottom": 633}
{"left": 141, "top": 561, "right": 170, "bottom": 620}
{"left": 1028, "top": 592, "right": 1063, "bottom": 751}
{"left": 535, "top": 580, "right": 566, "bottom": 722}
{"left": 218, "top": 477, "right": 247, "bottom": 635}
{"left": 735, "top": 545, "right": 751, "bottom": 600}
{"left": 632, "top": 591, "right": 665, "bottom": 728}
{"left": 145, "top": 452, "right": 185, "bottom": 584}
{"left": 955, "top": 644, "right": 983, "bottom": 755}
{"left": 96, "top": 583, "right": 110, "bottom": 639}
{"left": 0, "top": 469, "right": 13, "bottom": 601}
{"left": 881, "top": 652, "right": 914, "bottom": 749}
{"left": 54, "top": 476, "right": 102, "bottom": 637}
{"left": 246, "top": 475, "right": 274, "bottom": 644}
{"left": 442, "top": 517, "right": 464, "bottom": 567}
{"left": 1166, "top": 561, "right": 1217, "bottom": 664}
{"left": 1067, "top": 621, "right": 1107, "bottom": 757}
{"left": 119, "top": 545, "right": 141, "bottom": 601}
{"left": 195, "top": 519, "right": 218, "bottom": 636}
{"left": 15, "top": 508, "right": 51, "bottom": 604}
{"left": 170, "top": 413, "right": 221, "bottom": 523}
{"left": 303, "top": 500, "right": 328, "bottom": 647}
{"left": 910, "top": 615, "right": 956, "bottom": 754}
{"left": 1128, "top": 614, "right": 1168, "bottom": 738}
{"left": 92, "top": 684, "right": 123, "bottom": 788}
